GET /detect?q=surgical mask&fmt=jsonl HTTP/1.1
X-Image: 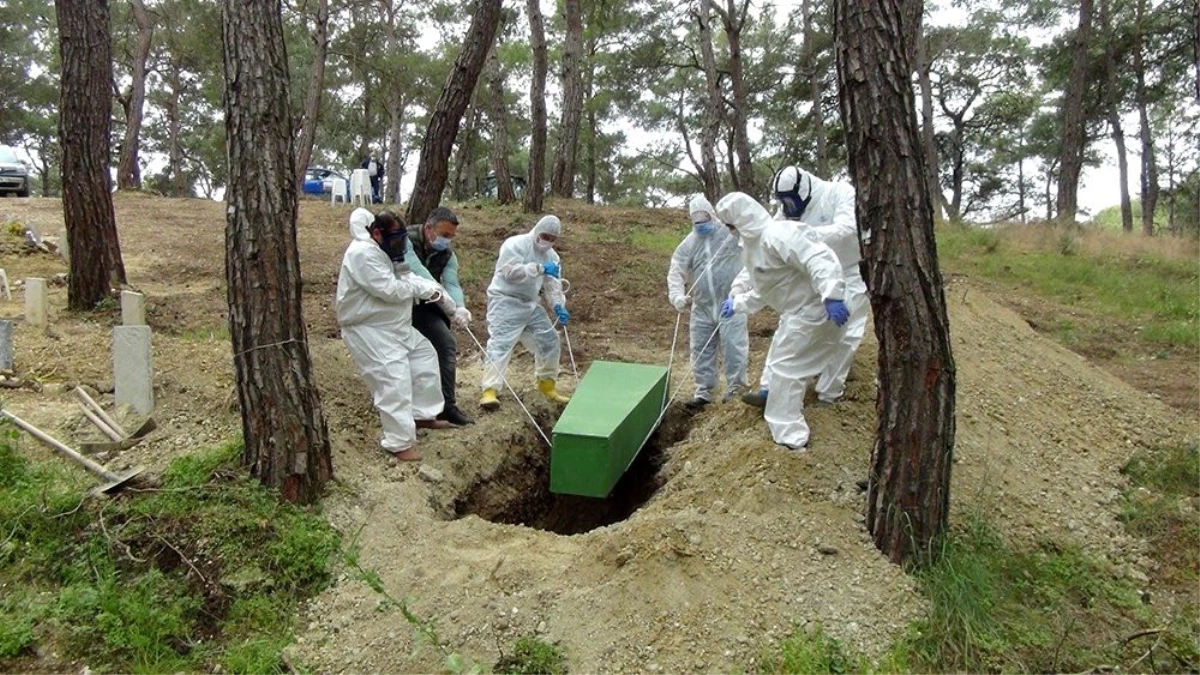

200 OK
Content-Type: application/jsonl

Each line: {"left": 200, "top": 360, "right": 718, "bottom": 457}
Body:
{"left": 380, "top": 230, "right": 408, "bottom": 261}
{"left": 534, "top": 237, "right": 554, "bottom": 253}
{"left": 430, "top": 235, "right": 452, "bottom": 251}
{"left": 693, "top": 220, "right": 715, "bottom": 236}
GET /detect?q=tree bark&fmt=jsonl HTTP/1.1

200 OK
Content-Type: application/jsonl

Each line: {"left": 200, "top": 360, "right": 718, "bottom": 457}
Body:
{"left": 1056, "top": 0, "right": 1094, "bottom": 223}
{"left": 523, "top": 0, "right": 548, "bottom": 213}
{"left": 584, "top": 40, "right": 597, "bottom": 204}
{"left": 1100, "top": 0, "right": 1133, "bottom": 233}
{"left": 915, "top": 30, "right": 941, "bottom": 221}
{"left": 293, "top": 0, "right": 329, "bottom": 192}
{"left": 1133, "top": 0, "right": 1158, "bottom": 236}
{"left": 57, "top": 0, "right": 127, "bottom": 310}
{"left": 486, "top": 46, "right": 515, "bottom": 204}
{"left": 802, "top": 0, "right": 829, "bottom": 177}
{"left": 222, "top": 0, "right": 332, "bottom": 504}
{"left": 406, "top": 0, "right": 501, "bottom": 226}
{"left": 834, "top": 0, "right": 956, "bottom": 565}
{"left": 166, "top": 63, "right": 186, "bottom": 197}
{"left": 715, "top": 0, "right": 754, "bottom": 195}
{"left": 697, "top": 0, "right": 723, "bottom": 203}
{"left": 116, "top": 0, "right": 153, "bottom": 191}
{"left": 451, "top": 98, "right": 481, "bottom": 201}
{"left": 550, "top": 0, "right": 584, "bottom": 198}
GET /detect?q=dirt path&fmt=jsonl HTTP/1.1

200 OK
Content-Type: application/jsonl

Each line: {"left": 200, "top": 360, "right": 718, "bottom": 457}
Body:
{"left": 0, "top": 196, "right": 1194, "bottom": 673}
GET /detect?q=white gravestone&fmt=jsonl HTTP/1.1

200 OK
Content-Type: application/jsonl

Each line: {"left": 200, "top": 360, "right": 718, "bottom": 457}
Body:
{"left": 121, "top": 291, "right": 146, "bottom": 326}
{"left": 113, "top": 325, "right": 154, "bottom": 415}
{"left": 0, "top": 320, "right": 12, "bottom": 371}
{"left": 24, "top": 277, "right": 47, "bottom": 326}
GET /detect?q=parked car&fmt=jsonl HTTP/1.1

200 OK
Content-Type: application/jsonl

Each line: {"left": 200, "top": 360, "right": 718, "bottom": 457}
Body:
{"left": 0, "top": 145, "right": 31, "bottom": 197}
{"left": 302, "top": 167, "right": 349, "bottom": 201}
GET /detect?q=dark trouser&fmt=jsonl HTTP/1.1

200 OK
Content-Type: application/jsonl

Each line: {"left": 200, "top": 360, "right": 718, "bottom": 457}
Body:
{"left": 412, "top": 304, "right": 458, "bottom": 408}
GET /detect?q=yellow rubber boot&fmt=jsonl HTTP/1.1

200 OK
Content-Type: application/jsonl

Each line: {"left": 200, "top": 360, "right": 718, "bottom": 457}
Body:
{"left": 537, "top": 378, "right": 571, "bottom": 404}
{"left": 479, "top": 388, "right": 500, "bottom": 411}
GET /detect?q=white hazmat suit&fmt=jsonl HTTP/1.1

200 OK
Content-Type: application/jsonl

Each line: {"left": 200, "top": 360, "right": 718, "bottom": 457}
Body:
{"left": 667, "top": 195, "right": 749, "bottom": 404}
{"left": 481, "top": 215, "right": 569, "bottom": 403}
{"left": 336, "top": 208, "right": 445, "bottom": 453}
{"left": 767, "top": 166, "right": 869, "bottom": 403}
{"left": 716, "top": 193, "right": 845, "bottom": 449}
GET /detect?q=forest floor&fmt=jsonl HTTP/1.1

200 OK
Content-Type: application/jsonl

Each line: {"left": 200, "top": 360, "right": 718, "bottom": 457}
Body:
{"left": 0, "top": 193, "right": 1195, "bottom": 673}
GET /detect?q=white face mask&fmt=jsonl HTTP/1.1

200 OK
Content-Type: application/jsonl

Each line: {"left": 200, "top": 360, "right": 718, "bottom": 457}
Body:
{"left": 534, "top": 236, "right": 555, "bottom": 253}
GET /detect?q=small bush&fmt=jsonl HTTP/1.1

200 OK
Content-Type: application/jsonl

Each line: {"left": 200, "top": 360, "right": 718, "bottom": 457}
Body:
{"left": 494, "top": 636, "right": 568, "bottom": 675}
{"left": 757, "top": 624, "right": 867, "bottom": 674}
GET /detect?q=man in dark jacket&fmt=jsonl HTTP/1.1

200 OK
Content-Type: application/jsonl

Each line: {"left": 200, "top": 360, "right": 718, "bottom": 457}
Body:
{"left": 404, "top": 206, "right": 474, "bottom": 426}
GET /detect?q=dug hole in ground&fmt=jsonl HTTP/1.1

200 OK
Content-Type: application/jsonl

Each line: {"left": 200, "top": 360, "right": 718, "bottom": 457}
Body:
{"left": 0, "top": 195, "right": 1195, "bottom": 673}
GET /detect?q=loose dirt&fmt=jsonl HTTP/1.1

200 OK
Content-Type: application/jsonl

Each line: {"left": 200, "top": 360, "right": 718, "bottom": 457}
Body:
{"left": 0, "top": 195, "right": 1194, "bottom": 673}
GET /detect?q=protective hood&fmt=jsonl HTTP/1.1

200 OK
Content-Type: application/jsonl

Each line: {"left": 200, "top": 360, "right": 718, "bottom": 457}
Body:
{"left": 715, "top": 192, "right": 771, "bottom": 239}
{"left": 349, "top": 207, "right": 374, "bottom": 241}
{"left": 688, "top": 194, "right": 720, "bottom": 225}
{"left": 531, "top": 215, "right": 562, "bottom": 238}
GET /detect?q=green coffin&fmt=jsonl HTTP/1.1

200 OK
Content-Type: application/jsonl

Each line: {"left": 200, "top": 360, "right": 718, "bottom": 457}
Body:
{"left": 550, "top": 361, "right": 670, "bottom": 498}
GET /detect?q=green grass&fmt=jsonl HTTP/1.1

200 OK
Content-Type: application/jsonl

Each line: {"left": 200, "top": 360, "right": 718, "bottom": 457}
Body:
{"left": 0, "top": 433, "right": 340, "bottom": 673}
{"left": 629, "top": 227, "right": 689, "bottom": 255}
{"left": 938, "top": 224, "right": 1200, "bottom": 351}
{"left": 494, "top": 635, "right": 569, "bottom": 675}
{"left": 755, "top": 624, "right": 873, "bottom": 674}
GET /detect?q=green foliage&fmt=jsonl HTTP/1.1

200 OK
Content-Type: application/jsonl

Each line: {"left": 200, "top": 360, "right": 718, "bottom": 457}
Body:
{"left": 494, "top": 636, "right": 569, "bottom": 675}
{"left": 0, "top": 435, "right": 340, "bottom": 673}
{"left": 628, "top": 227, "right": 688, "bottom": 255}
{"left": 905, "top": 514, "right": 1150, "bottom": 673}
{"left": 938, "top": 224, "right": 1200, "bottom": 350}
{"left": 756, "top": 625, "right": 867, "bottom": 675}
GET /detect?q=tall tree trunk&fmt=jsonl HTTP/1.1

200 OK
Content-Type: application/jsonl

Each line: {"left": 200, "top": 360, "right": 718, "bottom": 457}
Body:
{"left": 222, "top": 0, "right": 332, "bottom": 504}
{"left": 1017, "top": 158, "right": 1027, "bottom": 224}
{"left": 1100, "top": 0, "right": 1133, "bottom": 233}
{"left": 451, "top": 97, "right": 480, "bottom": 201}
{"left": 550, "top": 0, "right": 583, "bottom": 198}
{"left": 406, "top": 0, "right": 501, "bottom": 225}
{"left": 117, "top": 0, "right": 153, "bottom": 190}
{"left": 385, "top": 98, "right": 406, "bottom": 204}
{"left": 1133, "top": 0, "right": 1158, "bottom": 236}
{"left": 915, "top": 31, "right": 941, "bottom": 220}
{"left": 802, "top": 0, "right": 828, "bottom": 176}
{"left": 697, "top": 0, "right": 723, "bottom": 203}
{"left": 523, "top": 0, "right": 548, "bottom": 212}
{"left": 584, "top": 45, "right": 597, "bottom": 204}
{"left": 486, "top": 46, "right": 515, "bottom": 204}
{"left": 1056, "top": 0, "right": 1094, "bottom": 223}
{"left": 834, "top": 0, "right": 956, "bottom": 565}
{"left": 167, "top": 64, "right": 186, "bottom": 197}
{"left": 1190, "top": 0, "right": 1200, "bottom": 233}
{"left": 57, "top": 0, "right": 127, "bottom": 309}
{"left": 715, "top": 0, "right": 754, "bottom": 195}
{"left": 293, "top": 0, "right": 329, "bottom": 191}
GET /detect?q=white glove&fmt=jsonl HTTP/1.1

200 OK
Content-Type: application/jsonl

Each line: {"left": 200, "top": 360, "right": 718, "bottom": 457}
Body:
{"left": 524, "top": 262, "right": 542, "bottom": 278}
{"left": 453, "top": 306, "right": 472, "bottom": 329}
{"left": 670, "top": 295, "right": 690, "bottom": 312}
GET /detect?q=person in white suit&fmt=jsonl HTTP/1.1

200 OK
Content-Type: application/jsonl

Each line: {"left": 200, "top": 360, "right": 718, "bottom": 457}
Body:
{"left": 715, "top": 192, "right": 848, "bottom": 450}
{"left": 336, "top": 208, "right": 455, "bottom": 461}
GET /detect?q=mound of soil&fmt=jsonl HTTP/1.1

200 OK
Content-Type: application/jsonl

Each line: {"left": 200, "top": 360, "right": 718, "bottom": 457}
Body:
{"left": 0, "top": 195, "right": 1193, "bottom": 674}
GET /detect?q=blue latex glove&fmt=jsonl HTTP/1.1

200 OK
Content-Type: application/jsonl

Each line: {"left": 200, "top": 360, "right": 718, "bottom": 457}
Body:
{"left": 542, "top": 261, "right": 561, "bottom": 278}
{"left": 553, "top": 304, "right": 570, "bottom": 325}
{"left": 824, "top": 298, "right": 849, "bottom": 326}
{"left": 720, "top": 297, "right": 736, "bottom": 319}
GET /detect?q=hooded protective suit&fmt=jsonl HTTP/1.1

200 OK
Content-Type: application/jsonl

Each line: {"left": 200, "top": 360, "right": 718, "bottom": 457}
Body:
{"left": 481, "top": 215, "right": 568, "bottom": 391}
{"left": 667, "top": 195, "right": 748, "bottom": 402}
{"left": 336, "top": 208, "right": 445, "bottom": 452}
{"left": 769, "top": 166, "right": 869, "bottom": 403}
{"left": 716, "top": 193, "right": 844, "bottom": 449}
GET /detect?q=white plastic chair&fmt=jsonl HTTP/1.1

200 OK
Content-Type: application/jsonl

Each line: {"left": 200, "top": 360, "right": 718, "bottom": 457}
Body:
{"left": 330, "top": 178, "right": 348, "bottom": 204}
{"left": 349, "top": 169, "right": 372, "bottom": 206}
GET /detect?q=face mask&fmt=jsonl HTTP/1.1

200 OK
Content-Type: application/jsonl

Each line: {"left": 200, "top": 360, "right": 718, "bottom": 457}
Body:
{"left": 534, "top": 236, "right": 554, "bottom": 253}
{"left": 693, "top": 220, "right": 715, "bottom": 236}
{"left": 430, "top": 235, "right": 452, "bottom": 251}
{"left": 777, "top": 174, "right": 813, "bottom": 220}
{"left": 380, "top": 230, "right": 408, "bottom": 261}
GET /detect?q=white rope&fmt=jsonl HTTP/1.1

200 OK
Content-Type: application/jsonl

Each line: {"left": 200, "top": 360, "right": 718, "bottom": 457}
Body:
{"left": 635, "top": 319, "right": 725, "bottom": 457}
{"left": 562, "top": 324, "right": 580, "bottom": 385}
{"left": 463, "top": 325, "right": 553, "bottom": 448}
{"left": 662, "top": 312, "right": 683, "bottom": 409}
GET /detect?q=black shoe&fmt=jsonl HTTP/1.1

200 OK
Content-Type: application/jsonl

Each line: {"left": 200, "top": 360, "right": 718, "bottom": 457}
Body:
{"left": 437, "top": 405, "right": 475, "bottom": 426}
{"left": 741, "top": 388, "right": 768, "bottom": 408}
{"left": 683, "top": 397, "right": 712, "bottom": 412}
